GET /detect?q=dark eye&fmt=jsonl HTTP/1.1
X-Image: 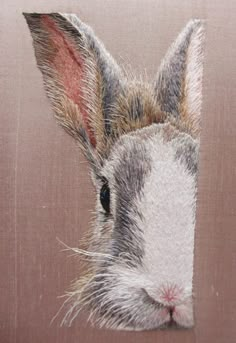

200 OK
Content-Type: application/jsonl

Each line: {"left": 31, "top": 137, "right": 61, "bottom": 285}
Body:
{"left": 100, "top": 182, "right": 110, "bottom": 213}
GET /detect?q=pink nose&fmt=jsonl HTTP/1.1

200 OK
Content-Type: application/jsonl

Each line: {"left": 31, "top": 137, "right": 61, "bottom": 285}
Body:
{"left": 159, "top": 284, "right": 181, "bottom": 304}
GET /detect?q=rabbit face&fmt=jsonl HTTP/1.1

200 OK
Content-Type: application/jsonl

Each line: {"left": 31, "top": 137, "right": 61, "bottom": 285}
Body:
{"left": 87, "top": 124, "right": 198, "bottom": 329}
{"left": 24, "top": 13, "right": 204, "bottom": 330}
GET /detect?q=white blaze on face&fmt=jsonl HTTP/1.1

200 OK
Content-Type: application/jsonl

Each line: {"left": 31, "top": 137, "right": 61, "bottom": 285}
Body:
{"left": 136, "top": 137, "right": 196, "bottom": 303}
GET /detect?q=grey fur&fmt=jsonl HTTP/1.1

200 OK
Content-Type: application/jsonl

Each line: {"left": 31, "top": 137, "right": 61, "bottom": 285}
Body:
{"left": 64, "top": 14, "right": 126, "bottom": 136}
{"left": 154, "top": 19, "right": 203, "bottom": 117}
{"left": 109, "top": 137, "right": 152, "bottom": 264}
{"left": 173, "top": 135, "right": 199, "bottom": 175}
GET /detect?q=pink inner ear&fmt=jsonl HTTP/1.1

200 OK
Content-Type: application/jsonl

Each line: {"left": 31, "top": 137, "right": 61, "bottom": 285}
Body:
{"left": 41, "top": 15, "right": 96, "bottom": 146}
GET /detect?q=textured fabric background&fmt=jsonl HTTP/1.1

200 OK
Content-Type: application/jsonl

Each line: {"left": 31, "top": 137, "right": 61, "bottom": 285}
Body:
{"left": 0, "top": 1, "right": 236, "bottom": 342}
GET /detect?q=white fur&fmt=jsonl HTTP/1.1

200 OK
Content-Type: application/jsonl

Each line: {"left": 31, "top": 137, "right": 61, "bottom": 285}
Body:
{"left": 139, "top": 137, "right": 196, "bottom": 297}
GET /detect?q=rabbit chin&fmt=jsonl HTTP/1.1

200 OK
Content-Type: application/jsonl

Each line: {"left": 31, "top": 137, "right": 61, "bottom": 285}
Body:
{"left": 87, "top": 291, "right": 194, "bottom": 331}
{"left": 119, "top": 306, "right": 194, "bottom": 331}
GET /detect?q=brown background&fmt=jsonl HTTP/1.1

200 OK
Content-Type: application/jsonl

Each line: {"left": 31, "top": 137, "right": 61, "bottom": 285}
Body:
{"left": 1, "top": 0, "right": 236, "bottom": 342}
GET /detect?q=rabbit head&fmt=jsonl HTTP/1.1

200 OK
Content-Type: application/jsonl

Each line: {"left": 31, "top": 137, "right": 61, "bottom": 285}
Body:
{"left": 24, "top": 13, "right": 205, "bottom": 330}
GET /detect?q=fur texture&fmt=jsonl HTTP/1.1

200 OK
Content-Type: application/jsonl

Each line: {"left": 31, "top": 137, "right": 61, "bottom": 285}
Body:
{"left": 24, "top": 13, "right": 205, "bottom": 330}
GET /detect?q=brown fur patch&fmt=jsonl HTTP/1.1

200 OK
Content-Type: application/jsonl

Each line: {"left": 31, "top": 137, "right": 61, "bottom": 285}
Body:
{"left": 110, "top": 82, "right": 166, "bottom": 139}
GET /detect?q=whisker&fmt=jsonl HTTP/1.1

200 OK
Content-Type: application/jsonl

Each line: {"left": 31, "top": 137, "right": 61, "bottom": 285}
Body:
{"left": 50, "top": 294, "right": 73, "bottom": 326}
{"left": 56, "top": 237, "right": 125, "bottom": 263}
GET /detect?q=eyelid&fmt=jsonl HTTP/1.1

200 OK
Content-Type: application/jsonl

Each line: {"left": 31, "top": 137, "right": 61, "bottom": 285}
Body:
{"left": 100, "top": 176, "right": 109, "bottom": 186}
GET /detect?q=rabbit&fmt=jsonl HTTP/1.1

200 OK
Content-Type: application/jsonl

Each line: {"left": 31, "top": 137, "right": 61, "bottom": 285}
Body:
{"left": 23, "top": 13, "right": 205, "bottom": 331}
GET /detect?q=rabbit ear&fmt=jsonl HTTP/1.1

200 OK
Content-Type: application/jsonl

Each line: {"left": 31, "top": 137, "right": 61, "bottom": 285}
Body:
{"left": 154, "top": 20, "right": 205, "bottom": 137}
{"left": 23, "top": 13, "right": 125, "bottom": 164}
